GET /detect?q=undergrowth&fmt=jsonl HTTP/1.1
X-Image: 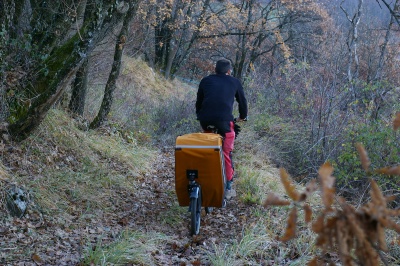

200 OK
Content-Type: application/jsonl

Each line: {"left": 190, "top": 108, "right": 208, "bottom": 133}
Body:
{"left": 207, "top": 216, "right": 316, "bottom": 265}
{"left": 264, "top": 113, "right": 400, "bottom": 266}
{"left": 82, "top": 230, "right": 168, "bottom": 266}
{"left": 1, "top": 108, "right": 157, "bottom": 218}
{"left": 2, "top": 55, "right": 399, "bottom": 265}
{"left": 18, "top": 109, "right": 156, "bottom": 216}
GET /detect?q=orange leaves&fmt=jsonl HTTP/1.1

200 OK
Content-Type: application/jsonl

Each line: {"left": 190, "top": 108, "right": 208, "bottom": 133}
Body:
{"left": 303, "top": 204, "right": 312, "bottom": 223}
{"left": 263, "top": 193, "right": 290, "bottom": 207}
{"left": 362, "top": 179, "right": 400, "bottom": 236}
{"left": 375, "top": 165, "right": 400, "bottom": 176}
{"left": 264, "top": 169, "right": 317, "bottom": 243}
{"left": 311, "top": 214, "right": 325, "bottom": 234}
{"left": 307, "top": 257, "right": 319, "bottom": 266}
{"left": 280, "top": 168, "right": 300, "bottom": 201}
{"left": 269, "top": 155, "right": 400, "bottom": 266}
{"left": 357, "top": 141, "right": 400, "bottom": 177}
{"left": 265, "top": 122, "right": 400, "bottom": 266}
{"left": 356, "top": 143, "right": 370, "bottom": 172}
{"left": 265, "top": 169, "right": 319, "bottom": 242}
{"left": 355, "top": 142, "right": 400, "bottom": 176}
{"left": 318, "top": 163, "right": 335, "bottom": 209}
{"left": 32, "top": 253, "right": 43, "bottom": 263}
{"left": 370, "top": 178, "right": 386, "bottom": 208}
{"left": 299, "top": 179, "right": 318, "bottom": 202}
{"left": 266, "top": 115, "right": 400, "bottom": 264}
{"left": 278, "top": 169, "right": 318, "bottom": 204}
{"left": 393, "top": 112, "right": 400, "bottom": 131}
{"left": 278, "top": 207, "right": 297, "bottom": 242}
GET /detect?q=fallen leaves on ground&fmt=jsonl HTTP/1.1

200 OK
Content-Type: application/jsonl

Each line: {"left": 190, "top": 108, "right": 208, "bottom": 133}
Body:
{"left": 0, "top": 146, "right": 264, "bottom": 265}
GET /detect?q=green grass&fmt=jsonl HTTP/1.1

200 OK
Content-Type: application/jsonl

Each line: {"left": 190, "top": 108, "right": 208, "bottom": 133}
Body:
{"left": 206, "top": 220, "right": 315, "bottom": 266}
{"left": 207, "top": 221, "right": 316, "bottom": 265}
{"left": 158, "top": 201, "right": 188, "bottom": 226}
{"left": 201, "top": 120, "right": 321, "bottom": 265}
{"left": 8, "top": 109, "right": 157, "bottom": 217}
{"left": 237, "top": 170, "right": 263, "bottom": 205}
{"left": 82, "top": 230, "right": 168, "bottom": 266}
{"left": 2, "top": 56, "right": 398, "bottom": 265}
{"left": 234, "top": 149, "right": 284, "bottom": 206}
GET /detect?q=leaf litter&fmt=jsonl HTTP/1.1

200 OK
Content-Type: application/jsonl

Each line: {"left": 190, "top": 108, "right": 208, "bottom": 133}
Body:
{"left": 0, "top": 141, "right": 266, "bottom": 265}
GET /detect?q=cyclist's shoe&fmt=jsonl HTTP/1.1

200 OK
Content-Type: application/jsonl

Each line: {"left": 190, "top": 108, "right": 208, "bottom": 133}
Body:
{"left": 222, "top": 199, "right": 227, "bottom": 208}
{"left": 226, "top": 180, "right": 233, "bottom": 190}
{"left": 225, "top": 188, "right": 236, "bottom": 200}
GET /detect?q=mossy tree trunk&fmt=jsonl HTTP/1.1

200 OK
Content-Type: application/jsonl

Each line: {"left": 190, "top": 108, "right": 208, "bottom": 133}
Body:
{"left": 90, "top": 1, "right": 139, "bottom": 129}
{"left": 30, "top": 0, "right": 83, "bottom": 52}
{"left": 69, "top": 57, "right": 90, "bottom": 116}
{"left": 68, "top": 0, "right": 98, "bottom": 117}
{"left": 5, "top": 0, "right": 121, "bottom": 141}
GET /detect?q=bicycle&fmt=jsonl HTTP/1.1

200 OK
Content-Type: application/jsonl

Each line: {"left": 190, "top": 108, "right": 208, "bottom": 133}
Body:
{"left": 175, "top": 119, "right": 245, "bottom": 236}
{"left": 186, "top": 126, "right": 221, "bottom": 236}
{"left": 186, "top": 169, "right": 210, "bottom": 235}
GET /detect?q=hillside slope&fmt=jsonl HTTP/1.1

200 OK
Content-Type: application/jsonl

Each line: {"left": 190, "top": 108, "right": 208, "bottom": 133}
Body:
{"left": 1, "top": 56, "right": 399, "bottom": 265}
{"left": 0, "top": 56, "right": 298, "bottom": 265}
{"left": 1, "top": 108, "right": 310, "bottom": 265}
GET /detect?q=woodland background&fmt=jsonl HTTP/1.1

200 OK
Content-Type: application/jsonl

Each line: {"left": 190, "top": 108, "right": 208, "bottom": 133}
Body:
{"left": 1, "top": 0, "right": 400, "bottom": 265}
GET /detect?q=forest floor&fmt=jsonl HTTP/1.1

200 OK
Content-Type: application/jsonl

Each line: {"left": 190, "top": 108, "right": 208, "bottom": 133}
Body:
{"left": 0, "top": 145, "right": 273, "bottom": 266}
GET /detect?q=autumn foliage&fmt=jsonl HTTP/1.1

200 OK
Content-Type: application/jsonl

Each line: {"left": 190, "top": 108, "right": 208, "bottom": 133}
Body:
{"left": 264, "top": 113, "right": 400, "bottom": 266}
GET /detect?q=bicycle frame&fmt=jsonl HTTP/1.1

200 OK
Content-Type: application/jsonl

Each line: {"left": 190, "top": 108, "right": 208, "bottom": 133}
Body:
{"left": 186, "top": 169, "right": 201, "bottom": 235}
{"left": 187, "top": 169, "right": 200, "bottom": 199}
{"left": 188, "top": 182, "right": 200, "bottom": 199}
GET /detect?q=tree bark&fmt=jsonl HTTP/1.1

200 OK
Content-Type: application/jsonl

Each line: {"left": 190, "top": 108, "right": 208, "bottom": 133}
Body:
{"left": 69, "top": 57, "right": 89, "bottom": 116}
{"left": 31, "top": 0, "right": 82, "bottom": 53}
{"left": 90, "top": 1, "right": 138, "bottom": 129}
{"left": 68, "top": 1, "right": 97, "bottom": 117}
{"left": 5, "top": 1, "right": 120, "bottom": 141}
{"left": 373, "top": 0, "right": 397, "bottom": 81}
{"left": 378, "top": 0, "right": 400, "bottom": 26}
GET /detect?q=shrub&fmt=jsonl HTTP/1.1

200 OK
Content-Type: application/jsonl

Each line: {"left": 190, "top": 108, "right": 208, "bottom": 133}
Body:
{"left": 335, "top": 118, "right": 400, "bottom": 201}
{"left": 265, "top": 113, "right": 400, "bottom": 266}
{"left": 249, "top": 113, "right": 310, "bottom": 178}
{"left": 153, "top": 93, "right": 200, "bottom": 146}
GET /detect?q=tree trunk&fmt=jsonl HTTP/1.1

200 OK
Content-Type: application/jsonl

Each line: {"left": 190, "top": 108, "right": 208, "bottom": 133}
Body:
{"left": 69, "top": 57, "right": 89, "bottom": 116}
{"left": 164, "top": 0, "right": 208, "bottom": 78}
{"left": 5, "top": 1, "right": 120, "bottom": 141}
{"left": 90, "top": 2, "right": 138, "bottom": 129}
{"left": 373, "top": 0, "right": 396, "bottom": 82}
{"left": 164, "top": 39, "right": 178, "bottom": 78}
{"left": 379, "top": 0, "right": 400, "bottom": 26}
{"left": 68, "top": 0, "right": 102, "bottom": 117}
{"left": 340, "top": 0, "right": 363, "bottom": 100}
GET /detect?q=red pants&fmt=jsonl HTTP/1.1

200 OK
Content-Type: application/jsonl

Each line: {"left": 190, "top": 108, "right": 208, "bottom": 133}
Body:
{"left": 222, "top": 122, "right": 235, "bottom": 182}
{"left": 202, "top": 121, "right": 236, "bottom": 181}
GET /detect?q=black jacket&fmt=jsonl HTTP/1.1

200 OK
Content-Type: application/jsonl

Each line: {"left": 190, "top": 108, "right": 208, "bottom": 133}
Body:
{"left": 196, "top": 73, "right": 248, "bottom": 122}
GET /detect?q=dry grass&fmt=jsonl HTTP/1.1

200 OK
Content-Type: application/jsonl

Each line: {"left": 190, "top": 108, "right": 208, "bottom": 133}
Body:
{"left": 0, "top": 163, "right": 8, "bottom": 181}
{"left": 202, "top": 123, "right": 319, "bottom": 265}
{"left": 82, "top": 230, "right": 168, "bottom": 266}
{"left": 9, "top": 108, "right": 157, "bottom": 215}
{"left": 3, "top": 55, "right": 398, "bottom": 265}
{"left": 207, "top": 205, "right": 317, "bottom": 265}
{"left": 84, "top": 56, "right": 195, "bottom": 127}
{"left": 0, "top": 162, "right": 10, "bottom": 214}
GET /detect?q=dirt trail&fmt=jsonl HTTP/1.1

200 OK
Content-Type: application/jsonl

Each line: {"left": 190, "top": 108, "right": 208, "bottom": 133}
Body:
{"left": 128, "top": 147, "right": 263, "bottom": 265}
{"left": 1, "top": 147, "right": 263, "bottom": 265}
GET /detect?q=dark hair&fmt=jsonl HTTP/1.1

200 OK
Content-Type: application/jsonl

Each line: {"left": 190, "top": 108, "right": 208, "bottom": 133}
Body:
{"left": 215, "top": 59, "right": 232, "bottom": 74}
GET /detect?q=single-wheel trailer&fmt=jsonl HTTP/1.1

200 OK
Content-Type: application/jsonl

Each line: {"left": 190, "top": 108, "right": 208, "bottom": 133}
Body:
{"left": 175, "top": 132, "right": 227, "bottom": 235}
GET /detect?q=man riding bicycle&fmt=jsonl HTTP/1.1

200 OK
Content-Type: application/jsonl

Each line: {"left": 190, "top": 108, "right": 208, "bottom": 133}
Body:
{"left": 195, "top": 59, "right": 248, "bottom": 200}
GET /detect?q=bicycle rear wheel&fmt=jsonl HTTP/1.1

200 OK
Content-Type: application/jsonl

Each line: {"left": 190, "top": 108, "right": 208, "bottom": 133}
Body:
{"left": 190, "top": 189, "right": 202, "bottom": 235}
